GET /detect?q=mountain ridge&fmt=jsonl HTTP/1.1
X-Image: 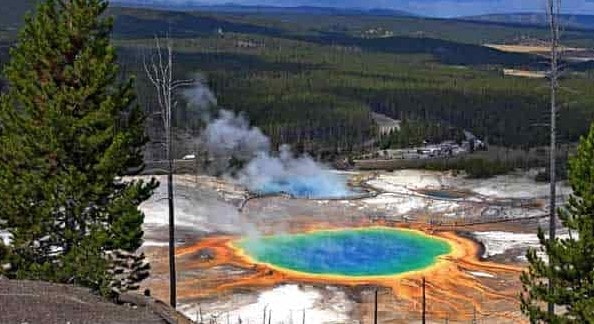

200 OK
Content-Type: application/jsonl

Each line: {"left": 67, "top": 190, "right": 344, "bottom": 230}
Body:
{"left": 111, "top": 1, "right": 416, "bottom": 17}
{"left": 461, "top": 13, "right": 594, "bottom": 30}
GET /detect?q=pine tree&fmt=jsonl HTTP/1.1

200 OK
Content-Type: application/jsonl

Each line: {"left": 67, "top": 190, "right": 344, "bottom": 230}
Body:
{"left": 521, "top": 122, "right": 594, "bottom": 322}
{"left": 106, "top": 249, "right": 150, "bottom": 294}
{"left": 0, "top": 0, "right": 157, "bottom": 295}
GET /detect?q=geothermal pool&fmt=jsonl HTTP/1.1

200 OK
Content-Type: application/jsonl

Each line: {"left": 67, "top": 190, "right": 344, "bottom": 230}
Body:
{"left": 235, "top": 228, "right": 452, "bottom": 277}
{"left": 417, "top": 189, "right": 471, "bottom": 200}
{"left": 248, "top": 172, "right": 361, "bottom": 199}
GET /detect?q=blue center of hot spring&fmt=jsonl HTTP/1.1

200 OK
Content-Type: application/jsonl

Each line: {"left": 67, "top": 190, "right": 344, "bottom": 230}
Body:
{"left": 255, "top": 174, "right": 357, "bottom": 198}
{"left": 237, "top": 228, "right": 452, "bottom": 277}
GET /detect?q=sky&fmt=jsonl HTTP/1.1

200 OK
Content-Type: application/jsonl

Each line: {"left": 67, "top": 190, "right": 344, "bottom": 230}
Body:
{"left": 115, "top": 0, "right": 594, "bottom": 17}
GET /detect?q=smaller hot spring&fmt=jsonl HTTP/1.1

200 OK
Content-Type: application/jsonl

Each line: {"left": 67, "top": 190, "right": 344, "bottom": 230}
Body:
{"left": 238, "top": 150, "right": 360, "bottom": 199}
{"left": 250, "top": 173, "right": 361, "bottom": 199}
{"left": 235, "top": 228, "right": 452, "bottom": 277}
{"left": 417, "top": 189, "right": 472, "bottom": 200}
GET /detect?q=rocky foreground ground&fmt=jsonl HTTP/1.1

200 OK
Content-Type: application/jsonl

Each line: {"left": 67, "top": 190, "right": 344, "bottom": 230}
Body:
{"left": 0, "top": 279, "right": 192, "bottom": 324}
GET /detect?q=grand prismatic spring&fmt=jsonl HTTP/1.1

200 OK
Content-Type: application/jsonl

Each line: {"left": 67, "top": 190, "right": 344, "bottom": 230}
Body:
{"left": 167, "top": 223, "right": 525, "bottom": 322}
{"left": 141, "top": 171, "right": 542, "bottom": 322}
{"left": 234, "top": 228, "right": 452, "bottom": 277}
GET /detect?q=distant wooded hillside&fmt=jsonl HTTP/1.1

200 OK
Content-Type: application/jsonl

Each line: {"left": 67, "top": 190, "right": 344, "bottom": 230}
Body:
{"left": 3, "top": 3, "right": 594, "bottom": 157}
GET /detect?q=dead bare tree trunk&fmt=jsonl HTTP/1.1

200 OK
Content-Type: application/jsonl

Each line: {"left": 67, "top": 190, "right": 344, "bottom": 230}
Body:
{"left": 144, "top": 36, "right": 194, "bottom": 309}
{"left": 547, "top": 0, "right": 561, "bottom": 317}
{"left": 374, "top": 289, "right": 378, "bottom": 324}
{"left": 422, "top": 277, "right": 426, "bottom": 324}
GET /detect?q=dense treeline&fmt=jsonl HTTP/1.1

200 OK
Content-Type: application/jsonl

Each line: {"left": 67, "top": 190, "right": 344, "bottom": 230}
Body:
{"left": 109, "top": 7, "right": 286, "bottom": 40}
{"left": 362, "top": 87, "right": 553, "bottom": 147}
{"left": 294, "top": 33, "right": 545, "bottom": 68}
{"left": 3, "top": 7, "right": 594, "bottom": 157}
{"left": 103, "top": 6, "right": 594, "bottom": 48}
{"left": 115, "top": 33, "right": 594, "bottom": 155}
{"left": 379, "top": 119, "right": 465, "bottom": 149}
{"left": 91, "top": 6, "right": 594, "bottom": 158}
{"left": 240, "top": 11, "right": 594, "bottom": 47}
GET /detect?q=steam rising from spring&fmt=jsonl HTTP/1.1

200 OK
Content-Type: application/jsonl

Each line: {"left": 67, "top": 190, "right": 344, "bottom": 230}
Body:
{"left": 184, "top": 81, "right": 352, "bottom": 198}
{"left": 182, "top": 75, "right": 218, "bottom": 109}
{"left": 204, "top": 110, "right": 270, "bottom": 163}
{"left": 237, "top": 145, "right": 352, "bottom": 198}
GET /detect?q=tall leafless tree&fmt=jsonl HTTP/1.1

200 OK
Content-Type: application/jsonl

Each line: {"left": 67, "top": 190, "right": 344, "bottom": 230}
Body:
{"left": 546, "top": 0, "right": 562, "bottom": 317}
{"left": 144, "top": 36, "right": 194, "bottom": 308}
{"left": 421, "top": 278, "right": 426, "bottom": 324}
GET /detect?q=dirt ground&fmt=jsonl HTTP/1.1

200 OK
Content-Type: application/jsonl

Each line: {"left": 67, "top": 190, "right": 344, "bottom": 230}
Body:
{"left": 0, "top": 279, "right": 173, "bottom": 324}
